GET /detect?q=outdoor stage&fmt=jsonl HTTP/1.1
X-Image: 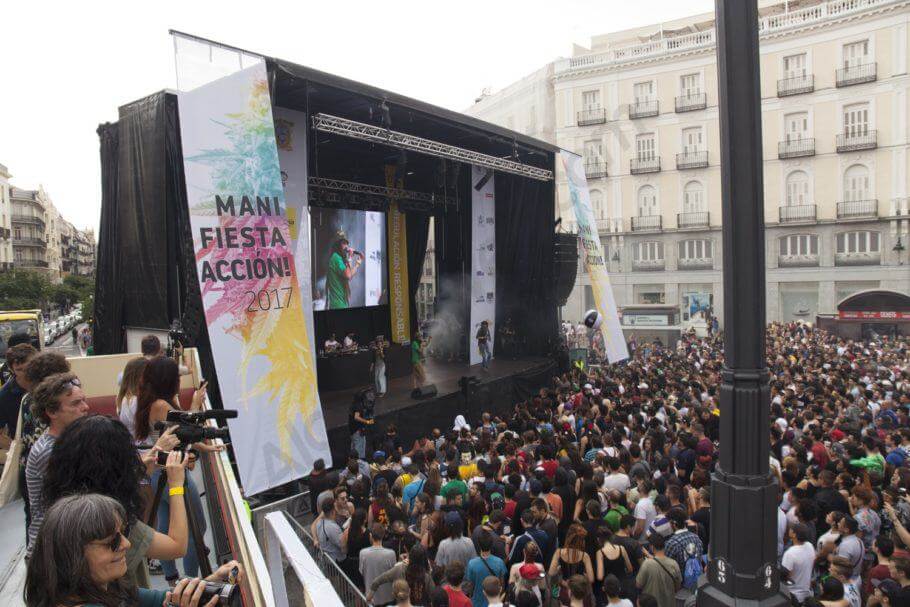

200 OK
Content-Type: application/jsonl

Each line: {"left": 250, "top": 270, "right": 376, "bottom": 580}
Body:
{"left": 321, "top": 355, "right": 555, "bottom": 465}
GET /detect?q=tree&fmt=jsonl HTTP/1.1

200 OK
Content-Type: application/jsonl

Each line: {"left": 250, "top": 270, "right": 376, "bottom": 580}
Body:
{"left": 0, "top": 270, "right": 52, "bottom": 311}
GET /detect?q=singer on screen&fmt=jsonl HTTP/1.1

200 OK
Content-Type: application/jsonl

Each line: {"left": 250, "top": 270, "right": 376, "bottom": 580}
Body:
{"left": 325, "top": 234, "right": 363, "bottom": 310}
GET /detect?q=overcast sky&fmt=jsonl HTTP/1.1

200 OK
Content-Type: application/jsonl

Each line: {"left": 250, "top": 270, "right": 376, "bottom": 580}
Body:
{"left": 0, "top": 0, "right": 713, "bottom": 232}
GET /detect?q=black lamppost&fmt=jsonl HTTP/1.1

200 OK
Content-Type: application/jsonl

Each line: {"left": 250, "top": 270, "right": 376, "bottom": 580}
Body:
{"left": 697, "top": 2, "right": 789, "bottom": 607}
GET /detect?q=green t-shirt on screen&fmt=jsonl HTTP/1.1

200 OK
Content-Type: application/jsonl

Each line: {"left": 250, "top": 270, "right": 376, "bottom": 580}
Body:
{"left": 326, "top": 252, "right": 348, "bottom": 309}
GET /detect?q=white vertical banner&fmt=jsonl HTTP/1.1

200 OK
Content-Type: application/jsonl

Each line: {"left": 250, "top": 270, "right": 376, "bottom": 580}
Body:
{"left": 178, "top": 63, "right": 331, "bottom": 495}
{"left": 470, "top": 166, "right": 496, "bottom": 366}
{"left": 560, "top": 150, "right": 629, "bottom": 363}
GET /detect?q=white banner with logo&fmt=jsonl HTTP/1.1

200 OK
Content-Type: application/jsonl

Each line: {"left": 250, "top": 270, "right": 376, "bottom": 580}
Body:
{"left": 178, "top": 63, "right": 331, "bottom": 495}
{"left": 560, "top": 151, "right": 629, "bottom": 363}
{"left": 469, "top": 166, "right": 496, "bottom": 366}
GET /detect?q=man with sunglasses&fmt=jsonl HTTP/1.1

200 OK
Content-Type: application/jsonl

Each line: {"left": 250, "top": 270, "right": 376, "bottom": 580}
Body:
{"left": 25, "top": 372, "right": 88, "bottom": 556}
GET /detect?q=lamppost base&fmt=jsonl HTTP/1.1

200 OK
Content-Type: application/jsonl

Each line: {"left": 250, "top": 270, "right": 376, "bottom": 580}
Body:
{"left": 696, "top": 582, "right": 790, "bottom": 607}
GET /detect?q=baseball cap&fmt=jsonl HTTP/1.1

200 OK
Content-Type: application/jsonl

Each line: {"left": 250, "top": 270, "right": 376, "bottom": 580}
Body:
{"left": 401, "top": 456, "right": 412, "bottom": 468}
{"left": 519, "top": 563, "right": 545, "bottom": 580}
{"left": 444, "top": 510, "right": 462, "bottom": 527}
{"left": 373, "top": 450, "right": 386, "bottom": 460}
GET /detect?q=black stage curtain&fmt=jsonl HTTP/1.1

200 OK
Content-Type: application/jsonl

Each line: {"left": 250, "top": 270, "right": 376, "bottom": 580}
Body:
{"left": 405, "top": 212, "right": 430, "bottom": 335}
{"left": 93, "top": 122, "right": 121, "bottom": 354}
{"left": 314, "top": 306, "right": 391, "bottom": 347}
{"left": 433, "top": 168, "right": 471, "bottom": 358}
{"left": 495, "top": 173, "right": 558, "bottom": 357}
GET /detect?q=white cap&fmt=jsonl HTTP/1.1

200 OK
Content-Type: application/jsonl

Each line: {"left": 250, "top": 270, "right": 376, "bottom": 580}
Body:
{"left": 401, "top": 456, "right": 412, "bottom": 467}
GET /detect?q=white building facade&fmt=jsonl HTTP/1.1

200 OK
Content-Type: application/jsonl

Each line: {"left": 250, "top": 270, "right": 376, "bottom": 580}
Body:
{"left": 467, "top": 0, "right": 910, "bottom": 329}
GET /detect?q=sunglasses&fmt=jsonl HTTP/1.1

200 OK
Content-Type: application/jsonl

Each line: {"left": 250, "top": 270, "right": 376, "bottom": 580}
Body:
{"left": 65, "top": 377, "right": 82, "bottom": 388}
{"left": 91, "top": 523, "right": 131, "bottom": 552}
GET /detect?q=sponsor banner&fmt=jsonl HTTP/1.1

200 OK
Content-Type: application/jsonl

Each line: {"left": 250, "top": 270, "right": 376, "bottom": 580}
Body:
{"left": 623, "top": 315, "right": 670, "bottom": 326}
{"left": 839, "top": 310, "right": 910, "bottom": 320}
{"left": 470, "top": 166, "right": 496, "bottom": 366}
{"left": 385, "top": 166, "right": 411, "bottom": 344}
{"left": 178, "top": 63, "right": 330, "bottom": 495}
{"left": 561, "top": 150, "right": 629, "bottom": 363}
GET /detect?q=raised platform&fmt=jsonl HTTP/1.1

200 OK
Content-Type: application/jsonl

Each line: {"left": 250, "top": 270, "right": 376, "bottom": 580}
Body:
{"left": 321, "top": 356, "right": 555, "bottom": 466}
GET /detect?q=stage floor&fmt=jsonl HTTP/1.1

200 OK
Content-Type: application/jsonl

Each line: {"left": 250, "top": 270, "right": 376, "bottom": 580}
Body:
{"left": 320, "top": 356, "right": 550, "bottom": 431}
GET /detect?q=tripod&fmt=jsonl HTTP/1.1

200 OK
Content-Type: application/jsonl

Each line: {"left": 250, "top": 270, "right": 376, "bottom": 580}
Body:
{"left": 147, "top": 470, "right": 212, "bottom": 578}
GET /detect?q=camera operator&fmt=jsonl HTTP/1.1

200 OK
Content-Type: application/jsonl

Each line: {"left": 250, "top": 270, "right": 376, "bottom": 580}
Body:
{"left": 25, "top": 493, "right": 243, "bottom": 607}
{"left": 134, "top": 356, "right": 219, "bottom": 584}
{"left": 43, "top": 414, "right": 190, "bottom": 588}
{"left": 25, "top": 372, "right": 89, "bottom": 557}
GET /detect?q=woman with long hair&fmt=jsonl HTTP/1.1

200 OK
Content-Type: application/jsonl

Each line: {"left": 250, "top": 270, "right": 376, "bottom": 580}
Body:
{"left": 42, "top": 415, "right": 190, "bottom": 589}
{"left": 25, "top": 493, "right": 241, "bottom": 607}
{"left": 368, "top": 543, "right": 436, "bottom": 606}
{"left": 392, "top": 579, "right": 413, "bottom": 607}
{"left": 133, "top": 356, "right": 215, "bottom": 584}
{"left": 117, "top": 357, "right": 147, "bottom": 442}
{"left": 550, "top": 523, "right": 594, "bottom": 605}
{"left": 341, "top": 507, "right": 369, "bottom": 588}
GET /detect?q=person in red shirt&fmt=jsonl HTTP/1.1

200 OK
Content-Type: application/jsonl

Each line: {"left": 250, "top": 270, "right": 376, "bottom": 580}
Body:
{"left": 503, "top": 484, "right": 518, "bottom": 520}
{"left": 539, "top": 445, "right": 559, "bottom": 480}
{"left": 808, "top": 435, "right": 830, "bottom": 469}
{"left": 865, "top": 536, "right": 896, "bottom": 595}
{"left": 442, "top": 561, "right": 472, "bottom": 607}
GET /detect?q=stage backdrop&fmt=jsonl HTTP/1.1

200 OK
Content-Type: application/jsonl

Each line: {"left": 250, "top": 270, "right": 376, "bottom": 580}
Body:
{"left": 560, "top": 151, "right": 628, "bottom": 363}
{"left": 178, "top": 62, "right": 331, "bottom": 495}
{"left": 470, "top": 166, "right": 496, "bottom": 366}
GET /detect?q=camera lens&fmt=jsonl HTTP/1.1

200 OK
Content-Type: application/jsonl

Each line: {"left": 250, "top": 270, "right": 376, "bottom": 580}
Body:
{"left": 200, "top": 581, "right": 240, "bottom": 607}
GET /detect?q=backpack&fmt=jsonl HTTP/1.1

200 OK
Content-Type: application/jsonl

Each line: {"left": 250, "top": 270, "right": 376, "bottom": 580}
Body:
{"left": 682, "top": 553, "right": 704, "bottom": 590}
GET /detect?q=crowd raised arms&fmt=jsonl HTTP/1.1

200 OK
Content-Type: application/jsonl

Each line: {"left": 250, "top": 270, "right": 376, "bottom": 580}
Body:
{"left": 0, "top": 333, "right": 242, "bottom": 607}
{"left": 303, "top": 322, "right": 909, "bottom": 607}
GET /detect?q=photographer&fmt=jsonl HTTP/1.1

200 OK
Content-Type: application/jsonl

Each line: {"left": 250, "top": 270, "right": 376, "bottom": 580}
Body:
{"left": 134, "top": 356, "right": 217, "bottom": 584}
{"left": 43, "top": 414, "right": 189, "bottom": 588}
{"left": 25, "top": 493, "right": 243, "bottom": 607}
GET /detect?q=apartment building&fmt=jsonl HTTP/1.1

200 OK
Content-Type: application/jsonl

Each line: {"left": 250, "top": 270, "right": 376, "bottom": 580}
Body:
{"left": 0, "top": 165, "right": 14, "bottom": 270}
{"left": 75, "top": 228, "right": 96, "bottom": 277}
{"left": 10, "top": 186, "right": 51, "bottom": 276}
{"left": 467, "top": 0, "right": 910, "bottom": 329}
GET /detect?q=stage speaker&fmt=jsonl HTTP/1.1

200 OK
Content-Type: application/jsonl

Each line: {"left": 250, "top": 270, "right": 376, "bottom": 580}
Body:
{"left": 411, "top": 384, "right": 438, "bottom": 399}
{"left": 554, "top": 232, "right": 579, "bottom": 306}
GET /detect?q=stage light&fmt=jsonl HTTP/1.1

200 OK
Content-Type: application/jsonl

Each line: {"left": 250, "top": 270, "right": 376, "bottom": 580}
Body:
{"left": 312, "top": 113, "right": 553, "bottom": 181}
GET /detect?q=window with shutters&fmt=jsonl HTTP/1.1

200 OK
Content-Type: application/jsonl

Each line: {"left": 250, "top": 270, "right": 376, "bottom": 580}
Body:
{"left": 779, "top": 234, "right": 818, "bottom": 257}
{"left": 678, "top": 239, "right": 712, "bottom": 261}
{"left": 682, "top": 181, "right": 705, "bottom": 213}
{"left": 582, "top": 90, "right": 601, "bottom": 110}
{"left": 682, "top": 127, "right": 703, "bottom": 153}
{"left": 634, "top": 241, "right": 664, "bottom": 262}
{"left": 843, "top": 165, "right": 870, "bottom": 202}
{"left": 785, "top": 171, "right": 811, "bottom": 206}
{"left": 843, "top": 103, "right": 870, "bottom": 137}
{"left": 638, "top": 185, "right": 658, "bottom": 217}
{"left": 589, "top": 189, "right": 606, "bottom": 220}
{"left": 783, "top": 53, "right": 807, "bottom": 78}
{"left": 636, "top": 133, "right": 656, "bottom": 161}
{"left": 836, "top": 231, "right": 879, "bottom": 254}
{"left": 633, "top": 81, "right": 654, "bottom": 103}
{"left": 784, "top": 112, "right": 809, "bottom": 142}
{"left": 584, "top": 140, "right": 604, "bottom": 164}
{"left": 680, "top": 73, "right": 701, "bottom": 97}
{"left": 842, "top": 40, "right": 869, "bottom": 68}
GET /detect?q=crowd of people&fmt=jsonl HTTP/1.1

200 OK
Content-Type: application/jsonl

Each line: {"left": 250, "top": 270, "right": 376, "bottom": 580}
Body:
{"left": 307, "top": 322, "right": 909, "bottom": 607}
{"left": 0, "top": 334, "right": 241, "bottom": 607}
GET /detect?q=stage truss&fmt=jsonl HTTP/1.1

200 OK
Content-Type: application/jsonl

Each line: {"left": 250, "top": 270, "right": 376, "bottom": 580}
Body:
{"left": 312, "top": 113, "right": 554, "bottom": 182}
{"left": 307, "top": 177, "right": 455, "bottom": 211}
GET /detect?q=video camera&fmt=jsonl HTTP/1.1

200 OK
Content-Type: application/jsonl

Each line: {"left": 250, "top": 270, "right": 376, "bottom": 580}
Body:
{"left": 153, "top": 408, "right": 237, "bottom": 446}
{"left": 166, "top": 318, "right": 188, "bottom": 359}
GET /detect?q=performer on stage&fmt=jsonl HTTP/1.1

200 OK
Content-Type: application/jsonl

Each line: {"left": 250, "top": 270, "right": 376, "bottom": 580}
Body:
{"left": 348, "top": 387, "right": 376, "bottom": 459}
{"left": 476, "top": 320, "right": 492, "bottom": 370}
{"left": 411, "top": 334, "right": 427, "bottom": 389}
{"left": 325, "top": 233, "right": 364, "bottom": 310}
{"left": 370, "top": 336, "right": 389, "bottom": 397}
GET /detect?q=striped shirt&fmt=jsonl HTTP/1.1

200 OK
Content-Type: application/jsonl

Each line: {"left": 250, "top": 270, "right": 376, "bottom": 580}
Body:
{"left": 25, "top": 431, "right": 56, "bottom": 555}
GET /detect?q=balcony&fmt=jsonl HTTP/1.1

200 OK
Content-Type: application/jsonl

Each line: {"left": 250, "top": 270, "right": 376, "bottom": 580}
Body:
{"left": 836, "top": 199, "right": 878, "bottom": 219}
{"left": 777, "top": 75, "right": 815, "bottom": 97}
{"left": 632, "top": 258, "right": 666, "bottom": 272}
{"left": 778, "top": 254, "right": 819, "bottom": 268}
{"left": 0, "top": 228, "right": 10, "bottom": 239}
{"left": 11, "top": 214, "right": 45, "bottom": 228}
{"left": 779, "top": 204, "right": 817, "bottom": 223}
{"left": 584, "top": 161, "right": 608, "bottom": 180}
{"left": 836, "top": 63, "right": 877, "bottom": 87}
{"left": 837, "top": 131, "right": 877, "bottom": 152}
{"left": 596, "top": 218, "right": 622, "bottom": 233}
{"left": 678, "top": 257, "right": 713, "bottom": 270}
{"left": 631, "top": 215, "right": 662, "bottom": 232}
{"left": 676, "top": 150, "right": 708, "bottom": 170}
{"left": 629, "top": 99, "right": 659, "bottom": 119}
{"left": 675, "top": 92, "right": 707, "bottom": 113}
{"left": 13, "top": 236, "right": 47, "bottom": 248}
{"left": 630, "top": 157, "right": 661, "bottom": 175}
{"left": 677, "top": 211, "right": 710, "bottom": 229}
{"left": 577, "top": 108, "right": 606, "bottom": 126}
{"left": 15, "top": 259, "right": 49, "bottom": 269}
{"left": 778, "top": 138, "right": 815, "bottom": 159}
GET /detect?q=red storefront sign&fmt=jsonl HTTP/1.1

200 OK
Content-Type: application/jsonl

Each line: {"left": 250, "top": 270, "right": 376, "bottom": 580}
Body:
{"left": 838, "top": 310, "right": 910, "bottom": 320}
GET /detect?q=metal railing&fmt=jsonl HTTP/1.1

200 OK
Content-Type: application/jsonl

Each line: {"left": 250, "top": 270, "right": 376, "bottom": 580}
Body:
{"left": 779, "top": 204, "right": 817, "bottom": 223}
{"left": 835, "top": 251, "right": 881, "bottom": 266}
{"left": 675, "top": 92, "right": 707, "bottom": 112}
{"left": 837, "top": 199, "right": 878, "bottom": 219}
{"left": 677, "top": 211, "right": 710, "bottom": 229}
{"left": 631, "top": 215, "right": 662, "bottom": 231}
{"left": 263, "top": 511, "right": 349, "bottom": 607}
{"left": 778, "top": 254, "right": 820, "bottom": 268}
{"left": 778, "top": 138, "right": 816, "bottom": 159}
{"left": 13, "top": 237, "right": 46, "bottom": 247}
{"left": 11, "top": 214, "right": 45, "bottom": 227}
{"left": 777, "top": 74, "right": 815, "bottom": 96}
{"left": 630, "top": 157, "right": 661, "bottom": 174}
{"left": 836, "top": 62, "right": 877, "bottom": 87}
{"left": 632, "top": 258, "right": 666, "bottom": 271}
{"left": 678, "top": 257, "right": 713, "bottom": 270}
{"left": 676, "top": 151, "right": 708, "bottom": 170}
{"left": 629, "top": 99, "right": 659, "bottom": 119}
{"left": 584, "top": 161, "right": 607, "bottom": 179}
{"left": 837, "top": 131, "right": 877, "bottom": 152}
{"left": 577, "top": 108, "right": 606, "bottom": 126}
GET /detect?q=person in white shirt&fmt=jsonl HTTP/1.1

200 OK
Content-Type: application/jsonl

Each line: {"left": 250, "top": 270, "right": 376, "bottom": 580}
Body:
{"left": 781, "top": 523, "right": 816, "bottom": 603}
{"left": 632, "top": 478, "right": 657, "bottom": 541}
{"left": 603, "top": 458, "right": 631, "bottom": 493}
{"left": 777, "top": 507, "right": 788, "bottom": 559}
{"left": 324, "top": 333, "right": 340, "bottom": 352}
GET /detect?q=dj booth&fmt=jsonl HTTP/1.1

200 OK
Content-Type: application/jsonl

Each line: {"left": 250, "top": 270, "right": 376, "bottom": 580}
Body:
{"left": 316, "top": 343, "right": 412, "bottom": 391}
